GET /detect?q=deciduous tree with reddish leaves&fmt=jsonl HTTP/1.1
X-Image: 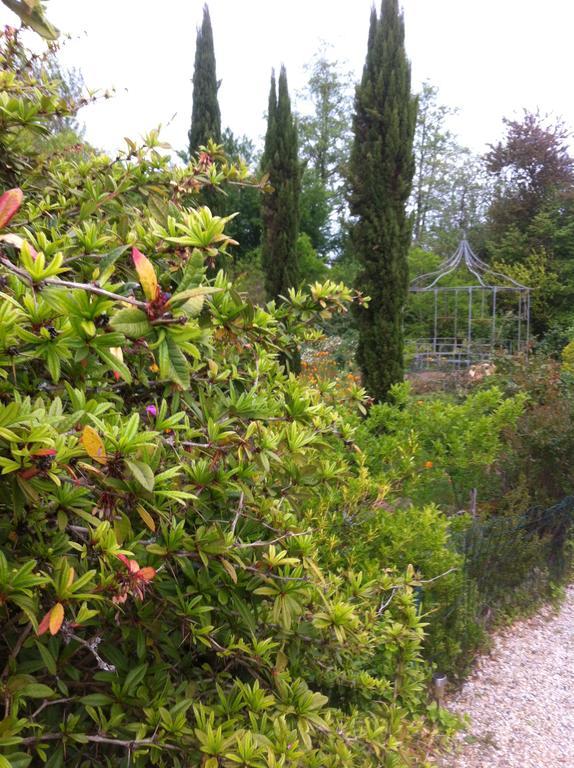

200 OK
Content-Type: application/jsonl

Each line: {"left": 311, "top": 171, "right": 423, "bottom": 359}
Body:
{"left": 486, "top": 110, "right": 574, "bottom": 234}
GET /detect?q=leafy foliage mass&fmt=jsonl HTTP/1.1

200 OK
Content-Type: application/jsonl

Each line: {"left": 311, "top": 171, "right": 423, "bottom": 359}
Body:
{"left": 4, "top": 7, "right": 574, "bottom": 768}
{"left": 0, "top": 30, "right": 435, "bottom": 768}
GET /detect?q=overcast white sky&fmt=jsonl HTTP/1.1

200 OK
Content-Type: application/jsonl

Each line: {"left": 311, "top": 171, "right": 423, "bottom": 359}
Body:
{"left": 2, "top": 0, "right": 574, "bottom": 157}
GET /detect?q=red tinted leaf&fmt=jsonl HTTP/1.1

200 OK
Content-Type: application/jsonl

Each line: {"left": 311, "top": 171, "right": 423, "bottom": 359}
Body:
{"left": 38, "top": 603, "right": 65, "bottom": 636}
{"left": 0, "top": 188, "right": 23, "bottom": 229}
{"left": 117, "top": 553, "right": 139, "bottom": 573}
{"left": 19, "top": 468, "right": 39, "bottom": 480}
{"left": 132, "top": 247, "right": 159, "bottom": 302}
{"left": 49, "top": 603, "right": 64, "bottom": 635}
{"left": 0, "top": 233, "right": 38, "bottom": 259}
{"left": 37, "top": 609, "right": 52, "bottom": 636}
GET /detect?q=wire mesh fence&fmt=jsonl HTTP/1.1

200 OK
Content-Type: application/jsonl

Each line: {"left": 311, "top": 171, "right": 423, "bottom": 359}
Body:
{"left": 428, "top": 497, "right": 574, "bottom": 677}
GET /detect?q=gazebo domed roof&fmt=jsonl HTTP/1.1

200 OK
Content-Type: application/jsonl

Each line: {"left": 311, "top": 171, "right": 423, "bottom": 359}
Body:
{"left": 410, "top": 239, "right": 529, "bottom": 292}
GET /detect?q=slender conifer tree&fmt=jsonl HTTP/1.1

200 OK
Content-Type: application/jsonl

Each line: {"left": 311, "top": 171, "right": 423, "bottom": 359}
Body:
{"left": 350, "top": 0, "right": 417, "bottom": 401}
{"left": 189, "top": 4, "right": 221, "bottom": 154}
{"left": 261, "top": 66, "right": 301, "bottom": 301}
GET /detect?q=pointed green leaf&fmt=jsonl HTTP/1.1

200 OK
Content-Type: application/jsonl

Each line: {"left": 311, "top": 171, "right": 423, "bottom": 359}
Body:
{"left": 125, "top": 459, "right": 155, "bottom": 492}
{"left": 96, "top": 348, "right": 132, "bottom": 384}
{"left": 109, "top": 308, "right": 152, "bottom": 339}
{"left": 166, "top": 336, "right": 191, "bottom": 389}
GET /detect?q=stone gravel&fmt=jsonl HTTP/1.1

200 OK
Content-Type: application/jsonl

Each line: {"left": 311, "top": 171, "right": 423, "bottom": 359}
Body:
{"left": 436, "top": 586, "right": 574, "bottom": 768}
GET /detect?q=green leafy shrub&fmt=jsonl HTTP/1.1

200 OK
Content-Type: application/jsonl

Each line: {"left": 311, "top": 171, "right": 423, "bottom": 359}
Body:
{"left": 0, "top": 33, "right": 433, "bottom": 768}
{"left": 306, "top": 452, "right": 466, "bottom": 677}
{"left": 356, "top": 382, "right": 525, "bottom": 512}
{"left": 492, "top": 353, "right": 574, "bottom": 507}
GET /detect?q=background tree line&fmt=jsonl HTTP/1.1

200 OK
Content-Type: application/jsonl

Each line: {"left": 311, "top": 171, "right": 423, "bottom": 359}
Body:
{"left": 29, "top": 1, "right": 574, "bottom": 399}
{"left": 186, "top": 3, "right": 574, "bottom": 349}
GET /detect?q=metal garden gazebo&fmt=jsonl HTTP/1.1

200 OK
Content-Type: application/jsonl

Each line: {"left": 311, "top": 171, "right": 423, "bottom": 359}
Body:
{"left": 407, "top": 238, "right": 531, "bottom": 369}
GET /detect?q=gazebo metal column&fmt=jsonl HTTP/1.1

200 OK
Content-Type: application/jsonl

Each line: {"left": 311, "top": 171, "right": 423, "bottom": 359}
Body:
{"left": 491, "top": 287, "right": 497, "bottom": 351}
{"left": 433, "top": 289, "right": 438, "bottom": 353}
{"left": 467, "top": 287, "right": 473, "bottom": 362}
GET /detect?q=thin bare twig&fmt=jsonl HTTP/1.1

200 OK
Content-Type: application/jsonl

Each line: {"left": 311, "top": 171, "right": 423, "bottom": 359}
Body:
{"left": 44, "top": 278, "right": 146, "bottom": 308}
{"left": 31, "top": 697, "right": 73, "bottom": 720}
{"left": 377, "top": 588, "right": 398, "bottom": 616}
{"left": 376, "top": 568, "right": 458, "bottom": 616}
{"left": 415, "top": 567, "right": 458, "bottom": 585}
{"left": 20, "top": 733, "right": 180, "bottom": 751}
{"left": 0, "top": 256, "right": 32, "bottom": 282}
{"left": 181, "top": 441, "right": 212, "bottom": 449}
{"left": 243, "top": 565, "right": 307, "bottom": 582}
{"left": 233, "top": 530, "right": 311, "bottom": 549}
{"left": 63, "top": 628, "right": 116, "bottom": 672}
{"left": 0, "top": 257, "right": 147, "bottom": 308}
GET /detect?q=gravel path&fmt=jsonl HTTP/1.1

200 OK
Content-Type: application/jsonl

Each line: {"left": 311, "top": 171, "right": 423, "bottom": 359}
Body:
{"left": 437, "top": 586, "right": 574, "bottom": 768}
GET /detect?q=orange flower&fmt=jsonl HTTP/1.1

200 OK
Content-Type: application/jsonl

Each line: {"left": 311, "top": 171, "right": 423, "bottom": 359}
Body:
{"left": 424, "top": 460, "right": 433, "bottom": 469}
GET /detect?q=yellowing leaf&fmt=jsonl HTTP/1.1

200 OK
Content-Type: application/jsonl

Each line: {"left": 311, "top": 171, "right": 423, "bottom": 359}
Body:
{"left": 109, "top": 346, "right": 124, "bottom": 365}
{"left": 81, "top": 425, "right": 107, "bottom": 465}
{"left": 132, "top": 247, "right": 159, "bottom": 302}
{"left": 220, "top": 558, "right": 237, "bottom": 583}
{"left": 0, "top": 233, "right": 38, "bottom": 259}
{"left": 49, "top": 602, "right": 64, "bottom": 635}
{"left": 109, "top": 346, "right": 124, "bottom": 381}
{"left": 275, "top": 649, "right": 288, "bottom": 673}
{"left": 77, "top": 461, "right": 105, "bottom": 477}
{"left": 137, "top": 504, "right": 156, "bottom": 532}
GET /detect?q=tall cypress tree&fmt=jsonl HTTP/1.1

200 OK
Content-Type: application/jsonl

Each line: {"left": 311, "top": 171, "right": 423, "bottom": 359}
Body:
{"left": 188, "top": 4, "right": 221, "bottom": 155}
{"left": 350, "top": 0, "right": 417, "bottom": 401}
{"left": 261, "top": 66, "right": 300, "bottom": 301}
